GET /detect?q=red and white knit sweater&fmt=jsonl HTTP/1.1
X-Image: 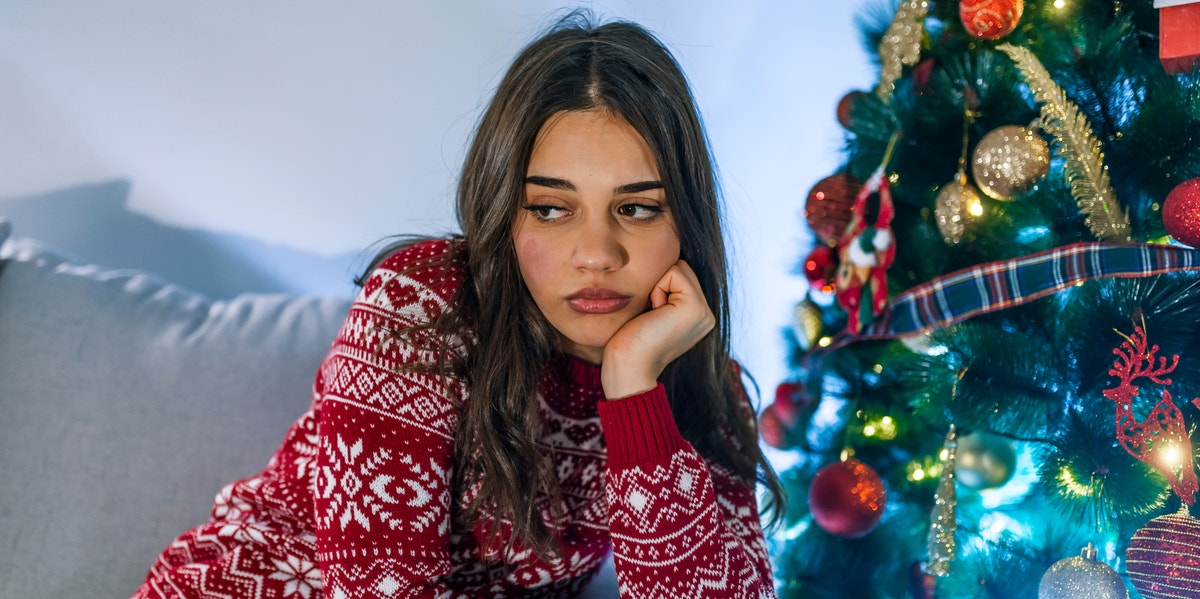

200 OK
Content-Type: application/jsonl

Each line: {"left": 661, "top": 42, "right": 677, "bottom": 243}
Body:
{"left": 135, "top": 239, "right": 775, "bottom": 599}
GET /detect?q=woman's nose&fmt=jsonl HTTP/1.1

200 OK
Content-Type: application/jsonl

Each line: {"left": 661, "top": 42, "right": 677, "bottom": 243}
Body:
{"left": 571, "top": 218, "right": 626, "bottom": 271}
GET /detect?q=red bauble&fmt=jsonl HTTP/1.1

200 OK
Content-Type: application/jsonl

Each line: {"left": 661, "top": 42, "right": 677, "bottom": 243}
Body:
{"left": 772, "top": 381, "right": 814, "bottom": 426}
{"left": 1127, "top": 510, "right": 1200, "bottom": 599}
{"left": 1163, "top": 177, "right": 1200, "bottom": 247}
{"left": 808, "top": 459, "right": 887, "bottom": 538}
{"left": 805, "top": 173, "right": 862, "bottom": 244}
{"left": 802, "top": 245, "right": 838, "bottom": 294}
{"left": 908, "top": 562, "right": 936, "bottom": 599}
{"left": 836, "top": 90, "right": 869, "bottom": 129}
{"left": 912, "top": 58, "right": 936, "bottom": 97}
{"left": 960, "top": 0, "right": 1024, "bottom": 40}
{"left": 758, "top": 404, "right": 790, "bottom": 449}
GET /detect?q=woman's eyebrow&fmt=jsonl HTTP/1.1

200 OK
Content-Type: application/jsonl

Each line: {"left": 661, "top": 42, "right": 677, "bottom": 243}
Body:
{"left": 524, "top": 175, "right": 574, "bottom": 191}
{"left": 615, "top": 181, "right": 664, "bottom": 194}
{"left": 524, "top": 177, "right": 664, "bottom": 195}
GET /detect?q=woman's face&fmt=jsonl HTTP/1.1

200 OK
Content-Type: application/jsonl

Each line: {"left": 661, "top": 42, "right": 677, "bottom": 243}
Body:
{"left": 514, "top": 109, "right": 682, "bottom": 364}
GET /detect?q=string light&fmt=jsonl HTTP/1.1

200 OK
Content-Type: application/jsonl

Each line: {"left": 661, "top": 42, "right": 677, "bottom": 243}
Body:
{"left": 1058, "top": 466, "right": 1093, "bottom": 497}
{"left": 967, "top": 195, "right": 984, "bottom": 217}
{"left": 1053, "top": 0, "right": 1066, "bottom": 8}
{"left": 1160, "top": 443, "right": 1184, "bottom": 471}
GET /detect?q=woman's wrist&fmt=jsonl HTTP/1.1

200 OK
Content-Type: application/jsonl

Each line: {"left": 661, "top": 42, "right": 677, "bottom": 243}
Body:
{"left": 600, "top": 355, "right": 661, "bottom": 399}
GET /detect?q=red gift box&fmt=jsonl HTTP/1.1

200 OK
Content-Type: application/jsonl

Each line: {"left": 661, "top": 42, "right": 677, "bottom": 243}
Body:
{"left": 1157, "top": 0, "right": 1200, "bottom": 74}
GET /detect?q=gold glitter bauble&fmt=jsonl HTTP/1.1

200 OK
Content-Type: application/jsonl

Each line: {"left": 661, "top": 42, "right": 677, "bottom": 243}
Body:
{"left": 1038, "top": 546, "right": 1127, "bottom": 599}
{"left": 792, "top": 298, "right": 823, "bottom": 351}
{"left": 934, "top": 177, "right": 983, "bottom": 245}
{"left": 971, "top": 125, "right": 1050, "bottom": 201}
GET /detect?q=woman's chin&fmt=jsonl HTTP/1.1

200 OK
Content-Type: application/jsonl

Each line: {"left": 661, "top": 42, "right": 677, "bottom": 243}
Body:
{"left": 558, "top": 331, "right": 617, "bottom": 364}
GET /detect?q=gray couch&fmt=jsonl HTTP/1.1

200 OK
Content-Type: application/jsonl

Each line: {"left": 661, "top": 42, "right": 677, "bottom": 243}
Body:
{"left": 0, "top": 220, "right": 618, "bottom": 598}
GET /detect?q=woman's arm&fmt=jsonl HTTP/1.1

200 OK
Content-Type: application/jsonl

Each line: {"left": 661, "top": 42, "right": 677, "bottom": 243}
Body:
{"left": 599, "top": 386, "right": 776, "bottom": 599}
{"left": 313, "top": 240, "right": 477, "bottom": 599}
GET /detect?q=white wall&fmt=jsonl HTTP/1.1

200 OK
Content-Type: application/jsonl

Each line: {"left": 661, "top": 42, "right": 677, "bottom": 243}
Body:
{"left": 0, "top": 1, "right": 875, "bottom": 424}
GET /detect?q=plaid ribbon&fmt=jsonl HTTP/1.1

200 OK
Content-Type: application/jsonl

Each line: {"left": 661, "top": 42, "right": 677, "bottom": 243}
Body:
{"left": 842, "top": 242, "right": 1200, "bottom": 343}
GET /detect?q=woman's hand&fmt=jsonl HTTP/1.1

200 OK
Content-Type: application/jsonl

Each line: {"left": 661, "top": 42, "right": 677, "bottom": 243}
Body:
{"left": 601, "top": 260, "right": 715, "bottom": 399}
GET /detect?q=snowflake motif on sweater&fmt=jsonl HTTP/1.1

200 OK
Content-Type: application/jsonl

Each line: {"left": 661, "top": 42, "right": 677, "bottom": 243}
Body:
{"left": 134, "top": 239, "right": 776, "bottom": 599}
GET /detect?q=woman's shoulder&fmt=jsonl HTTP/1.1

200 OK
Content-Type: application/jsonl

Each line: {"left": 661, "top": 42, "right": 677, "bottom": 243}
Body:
{"left": 359, "top": 237, "right": 466, "bottom": 308}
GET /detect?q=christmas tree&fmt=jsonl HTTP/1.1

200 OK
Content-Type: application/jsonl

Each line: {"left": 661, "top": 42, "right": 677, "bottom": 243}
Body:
{"left": 765, "top": 1, "right": 1200, "bottom": 597}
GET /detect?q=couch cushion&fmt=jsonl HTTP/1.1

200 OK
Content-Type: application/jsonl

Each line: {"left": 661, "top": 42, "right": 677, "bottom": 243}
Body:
{"left": 0, "top": 237, "right": 352, "bottom": 597}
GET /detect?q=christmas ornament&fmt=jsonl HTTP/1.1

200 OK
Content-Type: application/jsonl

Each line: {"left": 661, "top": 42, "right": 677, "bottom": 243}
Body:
{"left": 912, "top": 58, "right": 936, "bottom": 97}
{"left": 1038, "top": 543, "right": 1127, "bottom": 599}
{"left": 772, "top": 381, "right": 815, "bottom": 426}
{"left": 758, "top": 405, "right": 789, "bottom": 449}
{"left": 792, "top": 298, "right": 823, "bottom": 351}
{"left": 836, "top": 90, "right": 868, "bottom": 129}
{"left": 875, "top": 0, "right": 929, "bottom": 103}
{"left": 1157, "top": 0, "right": 1200, "bottom": 74}
{"left": 971, "top": 125, "right": 1049, "bottom": 201}
{"left": 934, "top": 173, "right": 983, "bottom": 245}
{"left": 955, "top": 431, "right": 1017, "bottom": 490}
{"left": 959, "top": 0, "right": 1024, "bottom": 40}
{"left": 835, "top": 168, "right": 896, "bottom": 333}
{"left": 926, "top": 426, "right": 958, "bottom": 576}
{"left": 808, "top": 458, "right": 887, "bottom": 538}
{"left": 1103, "top": 321, "right": 1200, "bottom": 504}
{"left": 802, "top": 245, "right": 838, "bottom": 294}
{"left": 998, "top": 44, "right": 1131, "bottom": 241}
{"left": 805, "top": 173, "right": 861, "bottom": 245}
{"left": 1163, "top": 177, "right": 1200, "bottom": 248}
{"left": 909, "top": 562, "right": 936, "bottom": 599}
{"left": 1128, "top": 507, "right": 1200, "bottom": 599}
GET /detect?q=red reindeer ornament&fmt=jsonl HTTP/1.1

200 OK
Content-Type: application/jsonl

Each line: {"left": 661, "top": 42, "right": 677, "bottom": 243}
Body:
{"left": 1103, "top": 322, "right": 1200, "bottom": 504}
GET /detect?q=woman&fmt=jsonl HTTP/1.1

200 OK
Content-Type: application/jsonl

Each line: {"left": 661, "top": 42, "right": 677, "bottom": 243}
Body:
{"left": 135, "top": 14, "right": 783, "bottom": 599}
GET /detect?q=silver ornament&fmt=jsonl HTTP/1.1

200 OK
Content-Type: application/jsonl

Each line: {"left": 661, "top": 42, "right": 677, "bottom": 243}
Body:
{"left": 955, "top": 431, "right": 1017, "bottom": 490}
{"left": 1038, "top": 543, "right": 1127, "bottom": 599}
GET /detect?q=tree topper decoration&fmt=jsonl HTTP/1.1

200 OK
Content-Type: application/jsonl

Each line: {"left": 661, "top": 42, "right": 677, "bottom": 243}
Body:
{"left": 1103, "top": 320, "right": 1200, "bottom": 504}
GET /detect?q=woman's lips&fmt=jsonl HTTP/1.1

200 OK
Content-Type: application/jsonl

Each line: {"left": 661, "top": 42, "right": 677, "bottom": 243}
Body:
{"left": 566, "top": 288, "right": 633, "bottom": 314}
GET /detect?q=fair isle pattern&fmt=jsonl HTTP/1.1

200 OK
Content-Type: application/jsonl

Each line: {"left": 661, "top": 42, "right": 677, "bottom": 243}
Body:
{"left": 608, "top": 452, "right": 774, "bottom": 599}
{"left": 134, "top": 238, "right": 774, "bottom": 599}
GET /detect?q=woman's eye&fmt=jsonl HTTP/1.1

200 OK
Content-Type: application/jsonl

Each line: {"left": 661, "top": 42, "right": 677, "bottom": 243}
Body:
{"left": 524, "top": 205, "right": 569, "bottom": 222}
{"left": 617, "top": 203, "right": 664, "bottom": 220}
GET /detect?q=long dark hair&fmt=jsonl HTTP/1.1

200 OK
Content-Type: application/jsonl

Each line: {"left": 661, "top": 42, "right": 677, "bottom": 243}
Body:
{"left": 367, "top": 13, "right": 784, "bottom": 559}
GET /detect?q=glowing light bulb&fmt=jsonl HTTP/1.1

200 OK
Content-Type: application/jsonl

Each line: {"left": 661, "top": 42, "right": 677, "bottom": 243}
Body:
{"left": 1161, "top": 444, "right": 1184, "bottom": 470}
{"left": 817, "top": 336, "right": 832, "bottom": 348}
{"left": 967, "top": 196, "right": 983, "bottom": 217}
{"left": 1058, "top": 467, "right": 1092, "bottom": 497}
{"left": 1054, "top": 0, "right": 1066, "bottom": 8}
{"left": 911, "top": 469, "right": 926, "bottom": 481}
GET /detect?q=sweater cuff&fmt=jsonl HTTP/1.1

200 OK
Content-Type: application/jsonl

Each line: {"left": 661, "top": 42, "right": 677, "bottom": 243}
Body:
{"left": 597, "top": 384, "right": 685, "bottom": 467}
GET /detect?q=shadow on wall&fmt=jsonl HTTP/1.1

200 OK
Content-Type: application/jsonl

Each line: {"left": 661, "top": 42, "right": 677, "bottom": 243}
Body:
{"left": 0, "top": 181, "right": 366, "bottom": 299}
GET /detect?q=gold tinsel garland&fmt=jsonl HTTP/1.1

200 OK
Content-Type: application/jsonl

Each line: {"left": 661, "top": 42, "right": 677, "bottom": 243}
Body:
{"left": 925, "top": 425, "right": 958, "bottom": 577}
{"left": 997, "top": 43, "right": 1132, "bottom": 242}
{"left": 875, "top": 0, "right": 929, "bottom": 103}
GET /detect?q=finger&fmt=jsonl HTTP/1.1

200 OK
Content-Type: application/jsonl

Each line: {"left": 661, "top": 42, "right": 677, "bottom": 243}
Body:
{"left": 650, "top": 261, "right": 693, "bottom": 309}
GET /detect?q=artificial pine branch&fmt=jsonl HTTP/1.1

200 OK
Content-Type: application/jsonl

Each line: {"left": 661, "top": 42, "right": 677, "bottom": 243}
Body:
{"left": 997, "top": 43, "right": 1132, "bottom": 242}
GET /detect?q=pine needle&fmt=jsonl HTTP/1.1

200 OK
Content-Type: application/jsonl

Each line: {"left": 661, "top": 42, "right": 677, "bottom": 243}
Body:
{"left": 997, "top": 43, "right": 1132, "bottom": 242}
